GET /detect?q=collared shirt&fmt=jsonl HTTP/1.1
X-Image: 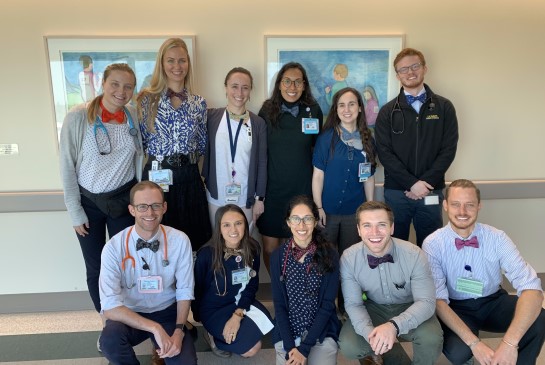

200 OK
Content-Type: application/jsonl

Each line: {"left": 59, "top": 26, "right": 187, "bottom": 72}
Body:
{"left": 312, "top": 128, "right": 376, "bottom": 215}
{"left": 422, "top": 222, "right": 542, "bottom": 303}
{"left": 340, "top": 239, "right": 436, "bottom": 340}
{"left": 404, "top": 87, "right": 426, "bottom": 113}
{"left": 139, "top": 90, "right": 207, "bottom": 157}
{"left": 99, "top": 225, "right": 194, "bottom": 313}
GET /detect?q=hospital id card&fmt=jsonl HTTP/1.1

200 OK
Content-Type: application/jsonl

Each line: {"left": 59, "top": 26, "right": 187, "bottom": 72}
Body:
{"left": 138, "top": 275, "right": 163, "bottom": 293}
{"left": 359, "top": 162, "right": 371, "bottom": 182}
{"left": 232, "top": 268, "right": 249, "bottom": 285}
{"left": 455, "top": 277, "right": 484, "bottom": 296}
{"left": 302, "top": 118, "right": 319, "bottom": 134}
{"left": 149, "top": 169, "right": 173, "bottom": 192}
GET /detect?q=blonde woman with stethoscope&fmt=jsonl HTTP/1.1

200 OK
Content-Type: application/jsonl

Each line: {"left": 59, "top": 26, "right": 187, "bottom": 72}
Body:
{"left": 192, "top": 204, "right": 273, "bottom": 358}
{"left": 59, "top": 63, "right": 143, "bottom": 341}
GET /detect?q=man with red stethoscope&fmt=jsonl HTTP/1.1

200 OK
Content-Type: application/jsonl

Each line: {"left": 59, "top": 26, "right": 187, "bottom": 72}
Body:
{"left": 98, "top": 181, "right": 197, "bottom": 364}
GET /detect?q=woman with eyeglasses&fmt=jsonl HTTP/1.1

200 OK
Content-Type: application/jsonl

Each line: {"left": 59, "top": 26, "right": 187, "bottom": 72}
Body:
{"left": 59, "top": 63, "right": 143, "bottom": 319}
{"left": 202, "top": 67, "right": 267, "bottom": 228}
{"left": 192, "top": 204, "right": 273, "bottom": 359}
{"left": 137, "top": 37, "right": 211, "bottom": 252}
{"left": 312, "top": 87, "right": 377, "bottom": 314}
{"left": 257, "top": 62, "right": 323, "bottom": 274}
{"left": 271, "top": 195, "right": 341, "bottom": 365}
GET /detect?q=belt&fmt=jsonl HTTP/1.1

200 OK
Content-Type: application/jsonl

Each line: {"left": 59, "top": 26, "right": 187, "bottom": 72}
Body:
{"left": 164, "top": 152, "right": 199, "bottom": 167}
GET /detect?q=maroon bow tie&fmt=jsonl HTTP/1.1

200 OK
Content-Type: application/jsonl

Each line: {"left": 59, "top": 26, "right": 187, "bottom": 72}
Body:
{"left": 367, "top": 254, "right": 394, "bottom": 269}
{"left": 166, "top": 88, "right": 187, "bottom": 101}
{"left": 455, "top": 237, "right": 479, "bottom": 250}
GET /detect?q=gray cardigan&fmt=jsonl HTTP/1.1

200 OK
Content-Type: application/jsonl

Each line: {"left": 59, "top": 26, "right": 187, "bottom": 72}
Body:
{"left": 59, "top": 103, "right": 144, "bottom": 226}
{"left": 202, "top": 108, "right": 267, "bottom": 208}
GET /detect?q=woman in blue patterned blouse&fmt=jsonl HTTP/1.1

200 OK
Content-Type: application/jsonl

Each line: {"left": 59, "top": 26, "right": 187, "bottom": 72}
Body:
{"left": 137, "top": 37, "right": 211, "bottom": 251}
{"left": 270, "top": 195, "right": 341, "bottom": 365}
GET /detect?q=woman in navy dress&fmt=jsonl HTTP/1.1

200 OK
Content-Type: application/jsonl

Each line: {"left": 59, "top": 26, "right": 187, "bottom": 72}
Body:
{"left": 270, "top": 195, "right": 341, "bottom": 365}
{"left": 193, "top": 204, "right": 273, "bottom": 358}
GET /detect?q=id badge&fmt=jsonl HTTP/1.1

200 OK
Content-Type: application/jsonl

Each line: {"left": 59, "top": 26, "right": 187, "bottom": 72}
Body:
{"left": 232, "top": 268, "right": 249, "bottom": 285}
{"left": 455, "top": 277, "right": 484, "bottom": 296}
{"left": 150, "top": 169, "right": 173, "bottom": 185}
{"left": 359, "top": 162, "right": 371, "bottom": 182}
{"left": 424, "top": 194, "right": 439, "bottom": 205}
{"left": 302, "top": 118, "right": 319, "bottom": 134}
{"left": 138, "top": 275, "right": 163, "bottom": 293}
{"left": 225, "top": 183, "right": 241, "bottom": 203}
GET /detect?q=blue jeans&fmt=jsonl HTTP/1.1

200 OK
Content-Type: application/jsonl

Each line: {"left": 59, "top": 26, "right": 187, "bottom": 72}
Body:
{"left": 100, "top": 303, "right": 198, "bottom": 365}
{"left": 384, "top": 188, "right": 444, "bottom": 246}
{"left": 77, "top": 194, "right": 134, "bottom": 312}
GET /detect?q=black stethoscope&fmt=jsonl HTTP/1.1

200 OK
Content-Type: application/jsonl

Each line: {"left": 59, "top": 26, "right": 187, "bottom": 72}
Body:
{"left": 121, "top": 225, "right": 169, "bottom": 289}
{"left": 390, "top": 94, "right": 435, "bottom": 135}
{"left": 94, "top": 106, "right": 139, "bottom": 155}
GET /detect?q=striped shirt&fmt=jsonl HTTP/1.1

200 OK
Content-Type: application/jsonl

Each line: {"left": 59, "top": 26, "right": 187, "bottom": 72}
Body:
{"left": 422, "top": 222, "right": 542, "bottom": 303}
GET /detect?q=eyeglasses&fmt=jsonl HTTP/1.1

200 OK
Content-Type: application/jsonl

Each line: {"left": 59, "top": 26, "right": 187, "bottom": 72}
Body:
{"left": 281, "top": 78, "right": 305, "bottom": 89}
{"left": 396, "top": 63, "right": 423, "bottom": 74}
{"left": 288, "top": 215, "right": 316, "bottom": 225}
{"left": 133, "top": 203, "right": 164, "bottom": 212}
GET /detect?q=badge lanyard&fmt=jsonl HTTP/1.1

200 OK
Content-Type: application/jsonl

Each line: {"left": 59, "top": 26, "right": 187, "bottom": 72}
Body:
{"left": 226, "top": 110, "right": 244, "bottom": 183}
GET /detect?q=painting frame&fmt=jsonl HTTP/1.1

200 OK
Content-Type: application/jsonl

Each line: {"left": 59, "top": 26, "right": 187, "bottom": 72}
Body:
{"left": 264, "top": 35, "right": 404, "bottom": 121}
{"left": 44, "top": 35, "right": 196, "bottom": 142}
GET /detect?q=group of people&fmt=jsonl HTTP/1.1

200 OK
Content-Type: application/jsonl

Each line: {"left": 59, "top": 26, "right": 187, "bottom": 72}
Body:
{"left": 59, "top": 38, "right": 544, "bottom": 365}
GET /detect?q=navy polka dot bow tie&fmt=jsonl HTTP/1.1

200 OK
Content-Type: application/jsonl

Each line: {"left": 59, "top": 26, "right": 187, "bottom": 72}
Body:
{"left": 455, "top": 237, "right": 479, "bottom": 250}
{"left": 136, "top": 238, "right": 160, "bottom": 252}
{"left": 367, "top": 254, "right": 394, "bottom": 269}
{"left": 405, "top": 93, "right": 427, "bottom": 105}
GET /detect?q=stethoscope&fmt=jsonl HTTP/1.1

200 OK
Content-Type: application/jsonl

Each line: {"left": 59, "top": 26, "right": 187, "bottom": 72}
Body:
{"left": 121, "top": 225, "right": 169, "bottom": 289}
{"left": 94, "top": 106, "right": 139, "bottom": 155}
{"left": 390, "top": 94, "right": 435, "bottom": 135}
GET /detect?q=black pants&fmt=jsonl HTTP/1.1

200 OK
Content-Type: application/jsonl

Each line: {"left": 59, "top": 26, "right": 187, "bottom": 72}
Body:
{"left": 442, "top": 289, "right": 545, "bottom": 365}
{"left": 77, "top": 194, "right": 134, "bottom": 312}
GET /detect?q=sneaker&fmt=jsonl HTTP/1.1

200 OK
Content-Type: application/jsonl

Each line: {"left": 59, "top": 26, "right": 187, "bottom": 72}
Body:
{"left": 203, "top": 331, "right": 231, "bottom": 358}
{"left": 97, "top": 334, "right": 102, "bottom": 353}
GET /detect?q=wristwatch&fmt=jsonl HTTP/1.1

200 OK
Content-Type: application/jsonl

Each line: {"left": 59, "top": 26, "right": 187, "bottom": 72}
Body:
{"left": 175, "top": 323, "right": 185, "bottom": 331}
{"left": 255, "top": 195, "right": 265, "bottom": 201}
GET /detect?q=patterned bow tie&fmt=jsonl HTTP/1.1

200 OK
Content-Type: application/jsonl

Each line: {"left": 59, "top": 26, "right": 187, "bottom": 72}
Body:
{"left": 455, "top": 237, "right": 479, "bottom": 250}
{"left": 166, "top": 88, "right": 187, "bottom": 101}
{"left": 101, "top": 102, "right": 125, "bottom": 123}
{"left": 281, "top": 103, "right": 299, "bottom": 117}
{"left": 136, "top": 238, "right": 160, "bottom": 252}
{"left": 224, "top": 247, "right": 243, "bottom": 260}
{"left": 291, "top": 240, "right": 317, "bottom": 261}
{"left": 405, "top": 93, "right": 427, "bottom": 105}
{"left": 367, "top": 254, "right": 394, "bottom": 269}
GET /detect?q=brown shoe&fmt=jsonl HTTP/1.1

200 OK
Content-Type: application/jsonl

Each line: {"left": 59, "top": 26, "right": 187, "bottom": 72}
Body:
{"left": 360, "top": 354, "right": 383, "bottom": 365}
{"left": 151, "top": 349, "right": 165, "bottom": 365}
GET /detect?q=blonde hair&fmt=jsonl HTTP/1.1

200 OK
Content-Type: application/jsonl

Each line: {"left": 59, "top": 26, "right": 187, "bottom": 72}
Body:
{"left": 137, "top": 38, "right": 193, "bottom": 131}
{"left": 86, "top": 63, "right": 136, "bottom": 123}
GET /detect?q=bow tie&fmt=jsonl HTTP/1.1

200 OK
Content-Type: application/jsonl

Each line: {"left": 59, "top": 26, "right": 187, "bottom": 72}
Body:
{"left": 405, "top": 93, "right": 427, "bottom": 105}
{"left": 136, "top": 238, "right": 160, "bottom": 252}
{"left": 340, "top": 125, "right": 360, "bottom": 141}
{"left": 101, "top": 104, "right": 125, "bottom": 123}
{"left": 281, "top": 103, "right": 299, "bottom": 117}
{"left": 455, "top": 237, "right": 479, "bottom": 250}
{"left": 166, "top": 88, "right": 187, "bottom": 101}
{"left": 367, "top": 254, "right": 394, "bottom": 269}
{"left": 291, "top": 240, "right": 317, "bottom": 262}
{"left": 224, "top": 247, "right": 243, "bottom": 260}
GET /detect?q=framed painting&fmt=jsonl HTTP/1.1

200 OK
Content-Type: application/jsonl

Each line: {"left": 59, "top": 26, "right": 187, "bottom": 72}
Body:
{"left": 265, "top": 35, "right": 404, "bottom": 125}
{"left": 44, "top": 36, "right": 195, "bottom": 141}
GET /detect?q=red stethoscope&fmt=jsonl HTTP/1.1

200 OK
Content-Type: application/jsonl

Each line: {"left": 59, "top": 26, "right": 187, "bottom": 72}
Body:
{"left": 121, "top": 225, "right": 169, "bottom": 288}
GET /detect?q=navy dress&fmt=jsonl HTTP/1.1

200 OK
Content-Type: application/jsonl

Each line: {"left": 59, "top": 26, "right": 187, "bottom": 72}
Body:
{"left": 192, "top": 244, "right": 272, "bottom": 354}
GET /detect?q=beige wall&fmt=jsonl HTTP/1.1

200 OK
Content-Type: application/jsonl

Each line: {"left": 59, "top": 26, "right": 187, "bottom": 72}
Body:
{"left": 0, "top": 0, "right": 544, "bottom": 296}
